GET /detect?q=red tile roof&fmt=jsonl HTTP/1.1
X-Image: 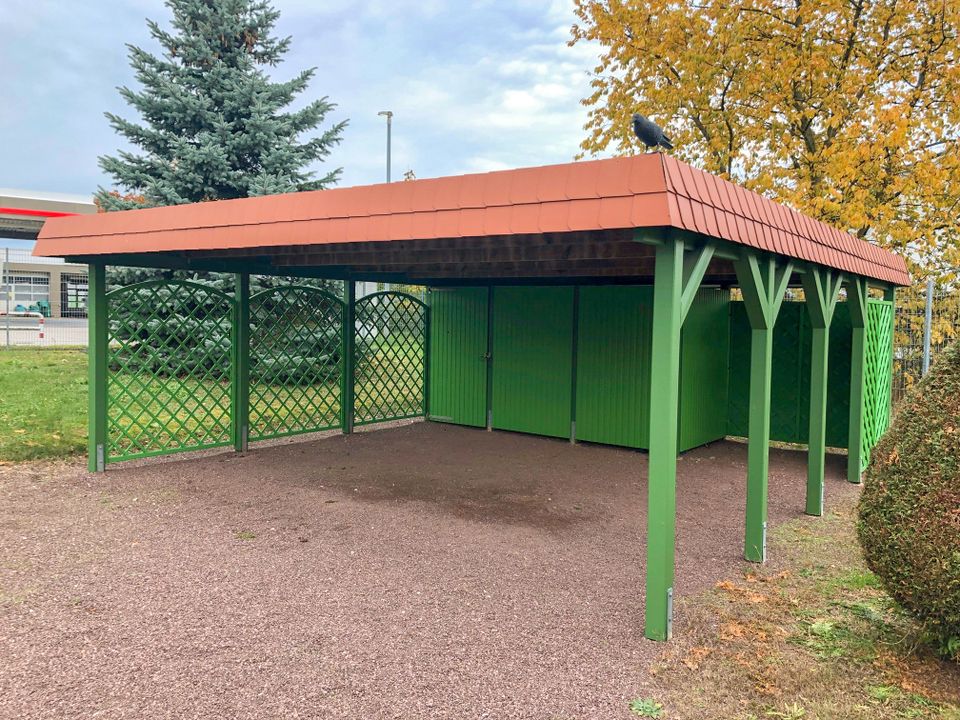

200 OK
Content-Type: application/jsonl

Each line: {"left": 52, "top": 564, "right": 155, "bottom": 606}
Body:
{"left": 34, "top": 154, "right": 910, "bottom": 285}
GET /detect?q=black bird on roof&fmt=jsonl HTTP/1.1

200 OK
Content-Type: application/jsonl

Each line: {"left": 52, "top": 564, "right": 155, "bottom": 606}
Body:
{"left": 632, "top": 113, "right": 673, "bottom": 152}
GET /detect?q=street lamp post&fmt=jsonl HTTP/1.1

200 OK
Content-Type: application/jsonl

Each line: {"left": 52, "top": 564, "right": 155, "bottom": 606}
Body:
{"left": 378, "top": 110, "right": 393, "bottom": 183}
{"left": 376, "top": 111, "right": 394, "bottom": 292}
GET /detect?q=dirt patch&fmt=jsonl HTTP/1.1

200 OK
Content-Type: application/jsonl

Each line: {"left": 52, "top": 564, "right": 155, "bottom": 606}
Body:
{"left": 0, "top": 422, "right": 857, "bottom": 719}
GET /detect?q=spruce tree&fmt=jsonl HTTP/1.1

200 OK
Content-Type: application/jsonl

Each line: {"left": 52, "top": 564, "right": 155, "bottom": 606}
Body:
{"left": 97, "top": 0, "right": 346, "bottom": 211}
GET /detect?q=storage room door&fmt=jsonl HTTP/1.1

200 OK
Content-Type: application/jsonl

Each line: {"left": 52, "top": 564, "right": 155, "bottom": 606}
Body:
{"left": 491, "top": 286, "right": 574, "bottom": 439}
{"left": 427, "top": 287, "right": 489, "bottom": 427}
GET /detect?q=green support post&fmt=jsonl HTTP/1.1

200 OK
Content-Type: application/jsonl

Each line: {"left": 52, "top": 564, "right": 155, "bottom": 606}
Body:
{"left": 734, "top": 252, "right": 793, "bottom": 563}
{"left": 847, "top": 277, "right": 868, "bottom": 484}
{"left": 885, "top": 285, "right": 896, "bottom": 430}
{"left": 644, "top": 234, "right": 714, "bottom": 641}
{"left": 645, "top": 236, "right": 683, "bottom": 642}
{"left": 801, "top": 268, "right": 842, "bottom": 516}
{"left": 423, "top": 298, "right": 431, "bottom": 419}
{"left": 232, "top": 273, "right": 250, "bottom": 452}
{"left": 87, "top": 263, "right": 107, "bottom": 473}
{"left": 569, "top": 286, "right": 579, "bottom": 444}
{"left": 485, "top": 285, "right": 494, "bottom": 431}
{"left": 341, "top": 280, "right": 356, "bottom": 434}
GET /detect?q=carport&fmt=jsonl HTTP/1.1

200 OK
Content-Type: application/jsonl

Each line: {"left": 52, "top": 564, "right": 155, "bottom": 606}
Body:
{"left": 34, "top": 153, "right": 910, "bottom": 641}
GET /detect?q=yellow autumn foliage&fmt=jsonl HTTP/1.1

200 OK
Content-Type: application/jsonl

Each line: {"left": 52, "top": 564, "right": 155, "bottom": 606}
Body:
{"left": 571, "top": 0, "right": 960, "bottom": 277}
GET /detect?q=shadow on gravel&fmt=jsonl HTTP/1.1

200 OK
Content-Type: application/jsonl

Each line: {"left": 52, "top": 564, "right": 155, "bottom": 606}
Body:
{"left": 319, "top": 469, "right": 592, "bottom": 531}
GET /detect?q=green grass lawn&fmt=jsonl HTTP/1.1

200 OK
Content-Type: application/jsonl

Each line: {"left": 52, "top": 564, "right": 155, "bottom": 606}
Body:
{"left": 0, "top": 348, "right": 88, "bottom": 461}
{"left": 0, "top": 346, "right": 424, "bottom": 462}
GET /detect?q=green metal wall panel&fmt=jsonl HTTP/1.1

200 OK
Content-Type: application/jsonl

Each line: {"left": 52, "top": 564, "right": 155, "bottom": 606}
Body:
{"left": 575, "top": 285, "right": 653, "bottom": 448}
{"left": 491, "top": 286, "right": 573, "bottom": 439}
{"left": 678, "top": 288, "right": 731, "bottom": 451}
{"left": 427, "top": 287, "right": 488, "bottom": 427}
{"left": 826, "top": 305, "right": 852, "bottom": 448}
{"left": 728, "top": 301, "right": 852, "bottom": 448}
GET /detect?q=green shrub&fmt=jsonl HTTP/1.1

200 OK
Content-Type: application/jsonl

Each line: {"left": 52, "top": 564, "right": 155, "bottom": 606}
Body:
{"left": 857, "top": 342, "right": 960, "bottom": 660}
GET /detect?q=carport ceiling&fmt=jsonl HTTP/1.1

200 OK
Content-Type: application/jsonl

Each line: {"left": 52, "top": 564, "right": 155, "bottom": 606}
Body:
{"left": 64, "top": 229, "right": 744, "bottom": 285}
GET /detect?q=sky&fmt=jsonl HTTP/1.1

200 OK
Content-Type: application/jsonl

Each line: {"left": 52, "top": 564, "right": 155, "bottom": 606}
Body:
{"left": 0, "top": 0, "right": 602, "bottom": 202}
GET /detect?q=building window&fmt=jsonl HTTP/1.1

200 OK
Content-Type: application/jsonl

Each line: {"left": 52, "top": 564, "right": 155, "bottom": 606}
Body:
{"left": 0, "top": 270, "right": 50, "bottom": 312}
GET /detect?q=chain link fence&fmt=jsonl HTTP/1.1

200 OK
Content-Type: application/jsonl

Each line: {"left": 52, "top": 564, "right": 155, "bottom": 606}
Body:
{"left": 893, "top": 280, "right": 960, "bottom": 403}
{"left": 0, "top": 247, "right": 89, "bottom": 347}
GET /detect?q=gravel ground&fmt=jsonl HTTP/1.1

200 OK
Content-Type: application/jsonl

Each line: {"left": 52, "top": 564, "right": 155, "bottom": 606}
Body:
{"left": 0, "top": 422, "right": 856, "bottom": 719}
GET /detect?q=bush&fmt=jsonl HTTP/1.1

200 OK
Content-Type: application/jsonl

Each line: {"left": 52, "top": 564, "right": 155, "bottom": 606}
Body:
{"left": 857, "top": 342, "right": 960, "bottom": 660}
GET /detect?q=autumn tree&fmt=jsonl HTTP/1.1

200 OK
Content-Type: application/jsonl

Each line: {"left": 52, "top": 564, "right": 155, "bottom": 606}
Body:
{"left": 571, "top": 0, "right": 960, "bottom": 277}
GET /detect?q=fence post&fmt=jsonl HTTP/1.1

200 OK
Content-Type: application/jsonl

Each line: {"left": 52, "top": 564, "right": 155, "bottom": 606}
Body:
{"left": 87, "top": 263, "right": 107, "bottom": 472}
{"left": 341, "top": 281, "right": 356, "bottom": 434}
{"left": 885, "top": 285, "right": 895, "bottom": 426}
{"left": 3, "top": 248, "right": 10, "bottom": 347}
{"left": 232, "top": 273, "right": 250, "bottom": 452}
{"left": 847, "top": 277, "right": 868, "bottom": 484}
{"left": 922, "top": 277, "right": 934, "bottom": 376}
{"left": 422, "top": 296, "right": 431, "bottom": 419}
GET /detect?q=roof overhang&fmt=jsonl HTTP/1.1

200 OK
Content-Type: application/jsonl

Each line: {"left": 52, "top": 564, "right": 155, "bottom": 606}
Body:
{"left": 34, "top": 155, "right": 911, "bottom": 286}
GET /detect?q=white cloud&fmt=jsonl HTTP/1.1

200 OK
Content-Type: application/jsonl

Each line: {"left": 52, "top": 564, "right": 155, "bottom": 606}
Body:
{"left": 1, "top": 0, "right": 603, "bottom": 193}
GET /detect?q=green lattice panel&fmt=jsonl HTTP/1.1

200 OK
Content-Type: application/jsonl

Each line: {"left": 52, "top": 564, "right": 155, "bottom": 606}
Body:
{"left": 354, "top": 292, "right": 427, "bottom": 425}
{"left": 249, "top": 286, "right": 344, "bottom": 440}
{"left": 105, "top": 280, "right": 234, "bottom": 462}
{"left": 861, "top": 299, "right": 894, "bottom": 469}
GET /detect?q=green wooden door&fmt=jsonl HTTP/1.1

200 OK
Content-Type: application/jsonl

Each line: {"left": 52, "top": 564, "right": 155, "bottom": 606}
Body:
{"left": 491, "top": 286, "right": 574, "bottom": 439}
{"left": 428, "top": 287, "right": 489, "bottom": 427}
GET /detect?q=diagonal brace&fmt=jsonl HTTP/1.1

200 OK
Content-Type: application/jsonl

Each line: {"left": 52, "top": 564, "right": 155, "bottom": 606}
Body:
{"left": 680, "top": 242, "right": 716, "bottom": 324}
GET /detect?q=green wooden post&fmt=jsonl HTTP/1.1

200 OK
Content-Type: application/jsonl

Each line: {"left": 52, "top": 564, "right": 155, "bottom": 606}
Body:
{"left": 232, "top": 273, "right": 250, "bottom": 452}
{"left": 422, "top": 298, "right": 431, "bottom": 418}
{"left": 485, "top": 285, "right": 494, "bottom": 431}
{"left": 641, "top": 233, "right": 715, "bottom": 641}
{"left": 847, "top": 277, "right": 868, "bottom": 484}
{"left": 570, "top": 286, "right": 580, "bottom": 444}
{"left": 885, "top": 285, "right": 896, "bottom": 429}
{"left": 734, "top": 252, "right": 793, "bottom": 562}
{"left": 341, "top": 280, "right": 356, "bottom": 434}
{"left": 644, "top": 236, "right": 684, "bottom": 641}
{"left": 87, "top": 263, "right": 107, "bottom": 473}
{"left": 801, "top": 268, "right": 842, "bottom": 516}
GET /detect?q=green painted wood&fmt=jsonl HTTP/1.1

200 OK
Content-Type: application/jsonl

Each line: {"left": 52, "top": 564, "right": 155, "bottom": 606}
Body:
{"left": 232, "top": 273, "right": 250, "bottom": 452}
{"left": 575, "top": 285, "right": 653, "bottom": 448}
{"left": 847, "top": 277, "right": 868, "bottom": 484}
{"left": 680, "top": 243, "right": 716, "bottom": 322}
{"left": 104, "top": 280, "right": 235, "bottom": 463}
{"left": 806, "top": 324, "right": 829, "bottom": 516}
{"left": 341, "top": 281, "right": 356, "bottom": 434}
{"left": 87, "top": 263, "right": 107, "bottom": 473}
{"left": 427, "top": 287, "right": 489, "bottom": 427}
{"left": 678, "top": 287, "right": 730, "bottom": 451}
{"left": 801, "top": 267, "right": 842, "bottom": 517}
{"left": 491, "top": 286, "right": 573, "bottom": 439}
{"left": 727, "top": 301, "right": 852, "bottom": 448}
{"left": 745, "top": 326, "right": 774, "bottom": 562}
{"left": 247, "top": 286, "right": 344, "bottom": 441}
{"left": 645, "top": 237, "right": 684, "bottom": 642}
{"left": 734, "top": 253, "right": 793, "bottom": 564}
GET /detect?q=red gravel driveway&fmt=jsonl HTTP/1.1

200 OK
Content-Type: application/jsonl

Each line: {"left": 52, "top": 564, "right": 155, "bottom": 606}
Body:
{"left": 0, "top": 422, "right": 855, "bottom": 719}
